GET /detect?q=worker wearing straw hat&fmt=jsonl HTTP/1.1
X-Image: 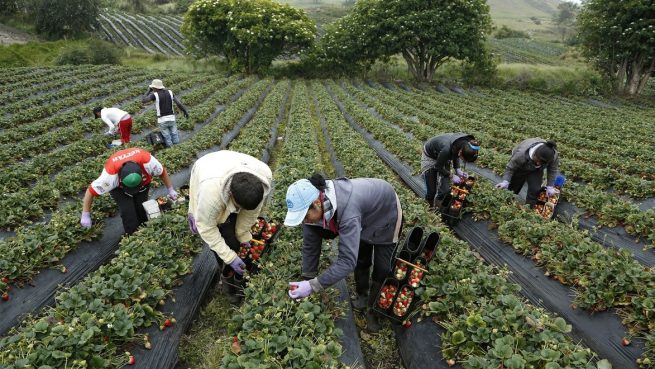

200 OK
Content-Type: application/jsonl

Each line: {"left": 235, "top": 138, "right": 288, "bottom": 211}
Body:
{"left": 142, "top": 79, "right": 189, "bottom": 147}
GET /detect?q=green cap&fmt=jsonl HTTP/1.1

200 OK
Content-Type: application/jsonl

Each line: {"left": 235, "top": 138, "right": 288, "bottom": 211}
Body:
{"left": 122, "top": 172, "right": 142, "bottom": 188}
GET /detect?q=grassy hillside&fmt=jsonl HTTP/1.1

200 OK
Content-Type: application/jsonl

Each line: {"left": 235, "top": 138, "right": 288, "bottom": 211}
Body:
{"left": 488, "top": 0, "right": 561, "bottom": 39}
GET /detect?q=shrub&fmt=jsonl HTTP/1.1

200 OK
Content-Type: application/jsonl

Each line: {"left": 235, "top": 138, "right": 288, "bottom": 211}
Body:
{"left": 495, "top": 25, "right": 530, "bottom": 39}
{"left": 55, "top": 40, "right": 120, "bottom": 66}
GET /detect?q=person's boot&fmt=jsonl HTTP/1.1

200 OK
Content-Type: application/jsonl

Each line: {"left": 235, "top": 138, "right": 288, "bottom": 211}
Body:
{"left": 351, "top": 268, "right": 370, "bottom": 310}
{"left": 365, "top": 281, "right": 383, "bottom": 333}
{"left": 220, "top": 267, "right": 241, "bottom": 305}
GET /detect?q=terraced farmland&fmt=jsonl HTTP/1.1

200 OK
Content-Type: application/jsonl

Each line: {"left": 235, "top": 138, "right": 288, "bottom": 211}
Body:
{"left": 0, "top": 67, "right": 654, "bottom": 369}
{"left": 97, "top": 12, "right": 185, "bottom": 56}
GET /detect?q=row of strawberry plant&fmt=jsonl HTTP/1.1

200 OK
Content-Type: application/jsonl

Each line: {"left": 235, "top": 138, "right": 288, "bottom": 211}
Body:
{"left": 313, "top": 81, "right": 603, "bottom": 368}
{"left": 0, "top": 73, "right": 208, "bottom": 200}
{"left": 217, "top": 81, "right": 346, "bottom": 368}
{"left": 110, "top": 13, "right": 172, "bottom": 55}
{"left": 0, "top": 66, "right": 78, "bottom": 92}
{"left": 0, "top": 77, "right": 269, "bottom": 303}
{"left": 361, "top": 82, "right": 655, "bottom": 197}
{"left": 0, "top": 70, "right": 154, "bottom": 128}
{"left": 329, "top": 81, "right": 655, "bottom": 367}
{"left": 406, "top": 84, "right": 655, "bottom": 181}
{"left": 346, "top": 82, "right": 655, "bottom": 248}
{"left": 0, "top": 204, "right": 203, "bottom": 368}
{"left": 0, "top": 66, "right": 102, "bottom": 106}
{"left": 110, "top": 12, "right": 183, "bottom": 56}
{"left": 2, "top": 66, "right": 132, "bottom": 114}
{"left": 129, "top": 14, "right": 185, "bottom": 52}
{"left": 0, "top": 70, "right": 194, "bottom": 144}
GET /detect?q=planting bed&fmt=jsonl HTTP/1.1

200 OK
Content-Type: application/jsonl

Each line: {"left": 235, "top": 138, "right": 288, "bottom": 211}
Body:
{"left": 2, "top": 68, "right": 655, "bottom": 369}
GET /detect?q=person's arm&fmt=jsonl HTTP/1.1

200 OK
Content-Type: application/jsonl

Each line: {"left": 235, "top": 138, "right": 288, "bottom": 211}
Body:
{"left": 173, "top": 95, "right": 189, "bottom": 117}
{"left": 195, "top": 197, "right": 238, "bottom": 264}
{"left": 546, "top": 154, "right": 560, "bottom": 186}
{"left": 82, "top": 188, "right": 95, "bottom": 212}
{"left": 141, "top": 90, "right": 155, "bottom": 104}
{"left": 310, "top": 217, "right": 361, "bottom": 291}
{"left": 101, "top": 116, "right": 116, "bottom": 135}
{"left": 434, "top": 148, "right": 451, "bottom": 176}
{"left": 301, "top": 225, "right": 324, "bottom": 280}
{"left": 502, "top": 152, "right": 524, "bottom": 182}
{"left": 234, "top": 201, "right": 264, "bottom": 243}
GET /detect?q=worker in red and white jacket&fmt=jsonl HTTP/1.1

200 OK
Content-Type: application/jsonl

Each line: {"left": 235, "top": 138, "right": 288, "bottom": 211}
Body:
{"left": 80, "top": 147, "right": 177, "bottom": 235}
{"left": 93, "top": 106, "right": 133, "bottom": 146}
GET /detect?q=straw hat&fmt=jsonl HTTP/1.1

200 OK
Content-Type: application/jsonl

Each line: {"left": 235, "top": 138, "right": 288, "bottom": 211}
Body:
{"left": 149, "top": 79, "right": 165, "bottom": 89}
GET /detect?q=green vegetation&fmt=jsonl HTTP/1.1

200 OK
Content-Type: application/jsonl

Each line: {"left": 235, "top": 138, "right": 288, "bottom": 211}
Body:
{"left": 313, "top": 0, "right": 493, "bottom": 82}
{"left": 578, "top": 0, "right": 655, "bottom": 96}
{"left": 0, "top": 39, "right": 94, "bottom": 67}
{"left": 489, "top": 38, "right": 567, "bottom": 65}
{"left": 182, "top": 0, "right": 316, "bottom": 74}
{"left": 494, "top": 25, "right": 530, "bottom": 39}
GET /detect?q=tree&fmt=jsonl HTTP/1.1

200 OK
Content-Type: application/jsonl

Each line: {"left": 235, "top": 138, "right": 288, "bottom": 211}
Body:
{"left": 578, "top": 0, "right": 655, "bottom": 95}
{"left": 553, "top": 1, "right": 579, "bottom": 43}
{"left": 31, "top": 0, "right": 100, "bottom": 39}
{"left": 315, "top": 0, "right": 493, "bottom": 82}
{"left": 182, "top": 0, "right": 316, "bottom": 74}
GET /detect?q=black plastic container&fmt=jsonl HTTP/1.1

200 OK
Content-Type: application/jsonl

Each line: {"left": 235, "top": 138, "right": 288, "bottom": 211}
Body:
{"left": 417, "top": 231, "right": 440, "bottom": 263}
{"left": 402, "top": 227, "right": 424, "bottom": 258}
{"left": 393, "top": 251, "right": 413, "bottom": 282}
{"left": 373, "top": 278, "right": 400, "bottom": 318}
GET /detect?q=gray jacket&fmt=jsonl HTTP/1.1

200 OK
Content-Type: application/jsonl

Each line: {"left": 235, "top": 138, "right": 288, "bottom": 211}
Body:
{"left": 423, "top": 132, "right": 473, "bottom": 176}
{"left": 502, "top": 138, "right": 560, "bottom": 186}
{"left": 302, "top": 178, "right": 401, "bottom": 291}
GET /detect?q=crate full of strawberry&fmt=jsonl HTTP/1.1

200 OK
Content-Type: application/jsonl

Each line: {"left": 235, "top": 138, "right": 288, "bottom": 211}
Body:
{"left": 376, "top": 279, "right": 399, "bottom": 310}
{"left": 393, "top": 286, "right": 415, "bottom": 317}
{"left": 408, "top": 258, "right": 426, "bottom": 288}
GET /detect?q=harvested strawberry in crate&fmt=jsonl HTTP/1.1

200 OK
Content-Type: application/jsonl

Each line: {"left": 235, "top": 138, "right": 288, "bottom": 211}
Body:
{"left": 393, "top": 286, "right": 414, "bottom": 317}
{"left": 378, "top": 284, "right": 398, "bottom": 309}
{"left": 408, "top": 260, "right": 425, "bottom": 288}
{"left": 394, "top": 260, "right": 409, "bottom": 280}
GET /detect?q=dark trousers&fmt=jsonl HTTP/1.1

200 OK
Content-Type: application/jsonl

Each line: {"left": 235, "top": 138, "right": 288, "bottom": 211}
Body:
{"left": 508, "top": 167, "right": 545, "bottom": 206}
{"left": 424, "top": 168, "right": 450, "bottom": 205}
{"left": 110, "top": 186, "right": 149, "bottom": 235}
{"left": 355, "top": 241, "right": 396, "bottom": 284}
{"left": 214, "top": 213, "right": 240, "bottom": 266}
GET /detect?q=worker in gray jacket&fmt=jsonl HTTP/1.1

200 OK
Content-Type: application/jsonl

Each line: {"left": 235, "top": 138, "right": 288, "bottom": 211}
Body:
{"left": 421, "top": 132, "right": 480, "bottom": 207}
{"left": 496, "top": 138, "right": 560, "bottom": 205}
{"left": 284, "top": 174, "right": 403, "bottom": 332}
{"left": 142, "top": 79, "right": 189, "bottom": 147}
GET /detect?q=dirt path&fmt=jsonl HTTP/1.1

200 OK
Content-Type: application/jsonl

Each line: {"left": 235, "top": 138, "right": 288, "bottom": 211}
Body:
{"left": 0, "top": 23, "right": 33, "bottom": 45}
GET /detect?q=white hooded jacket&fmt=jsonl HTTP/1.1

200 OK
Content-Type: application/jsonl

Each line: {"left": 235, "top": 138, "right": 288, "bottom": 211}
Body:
{"left": 189, "top": 151, "right": 272, "bottom": 264}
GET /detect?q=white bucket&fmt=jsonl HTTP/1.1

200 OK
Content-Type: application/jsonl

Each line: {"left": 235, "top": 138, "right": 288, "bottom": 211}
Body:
{"left": 111, "top": 139, "right": 122, "bottom": 146}
{"left": 142, "top": 199, "right": 161, "bottom": 220}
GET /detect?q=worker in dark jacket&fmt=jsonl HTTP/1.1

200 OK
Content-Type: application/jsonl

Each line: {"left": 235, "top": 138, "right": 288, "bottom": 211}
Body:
{"left": 421, "top": 133, "right": 480, "bottom": 207}
{"left": 495, "top": 138, "right": 560, "bottom": 205}
{"left": 142, "top": 79, "right": 189, "bottom": 147}
{"left": 284, "top": 175, "right": 403, "bottom": 333}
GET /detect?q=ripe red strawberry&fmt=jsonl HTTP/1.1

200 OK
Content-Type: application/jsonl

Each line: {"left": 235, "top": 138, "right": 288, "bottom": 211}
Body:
{"left": 127, "top": 355, "right": 136, "bottom": 365}
{"left": 164, "top": 319, "right": 173, "bottom": 328}
{"left": 621, "top": 338, "right": 631, "bottom": 346}
{"left": 1, "top": 293, "right": 9, "bottom": 301}
{"left": 403, "top": 320, "right": 412, "bottom": 328}
{"left": 1, "top": 277, "right": 8, "bottom": 283}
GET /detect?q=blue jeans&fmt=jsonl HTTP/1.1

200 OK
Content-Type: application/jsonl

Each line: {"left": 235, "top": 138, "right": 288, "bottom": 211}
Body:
{"left": 159, "top": 119, "right": 179, "bottom": 146}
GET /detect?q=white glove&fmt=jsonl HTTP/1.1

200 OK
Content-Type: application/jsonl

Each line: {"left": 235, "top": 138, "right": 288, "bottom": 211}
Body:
{"left": 495, "top": 180, "right": 509, "bottom": 189}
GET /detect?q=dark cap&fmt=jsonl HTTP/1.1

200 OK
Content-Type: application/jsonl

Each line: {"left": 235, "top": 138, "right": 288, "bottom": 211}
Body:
{"left": 119, "top": 161, "right": 144, "bottom": 195}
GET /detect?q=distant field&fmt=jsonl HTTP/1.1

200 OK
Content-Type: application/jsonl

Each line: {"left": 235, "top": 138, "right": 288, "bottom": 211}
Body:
{"left": 489, "top": 37, "right": 566, "bottom": 65}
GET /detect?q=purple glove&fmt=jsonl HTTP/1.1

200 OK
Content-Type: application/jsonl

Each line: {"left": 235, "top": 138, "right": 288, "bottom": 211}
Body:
{"left": 456, "top": 169, "right": 468, "bottom": 178}
{"left": 546, "top": 186, "right": 557, "bottom": 197}
{"left": 230, "top": 256, "right": 246, "bottom": 275}
{"left": 187, "top": 213, "right": 197, "bottom": 234}
{"left": 241, "top": 241, "right": 251, "bottom": 249}
{"left": 452, "top": 175, "right": 462, "bottom": 184}
{"left": 496, "top": 180, "right": 509, "bottom": 189}
{"left": 80, "top": 211, "right": 92, "bottom": 228}
{"left": 167, "top": 187, "right": 178, "bottom": 201}
{"left": 288, "top": 281, "right": 314, "bottom": 299}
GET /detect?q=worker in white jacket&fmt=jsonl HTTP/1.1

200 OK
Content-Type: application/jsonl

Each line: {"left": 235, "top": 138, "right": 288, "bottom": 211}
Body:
{"left": 187, "top": 150, "right": 272, "bottom": 302}
{"left": 93, "top": 107, "right": 132, "bottom": 147}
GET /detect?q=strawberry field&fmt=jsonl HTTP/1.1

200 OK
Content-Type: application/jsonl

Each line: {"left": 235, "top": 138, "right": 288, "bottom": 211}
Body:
{"left": 97, "top": 12, "right": 185, "bottom": 56}
{"left": 1, "top": 66, "right": 654, "bottom": 369}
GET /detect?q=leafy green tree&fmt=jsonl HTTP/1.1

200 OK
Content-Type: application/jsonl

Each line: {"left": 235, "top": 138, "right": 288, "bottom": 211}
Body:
{"left": 31, "top": 0, "right": 100, "bottom": 39}
{"left": 182, "top": 0, "right": 316, "bottom": 74}
{"left": 316, "top": 0, "right": 493, "bottom": 82}
{"left": 578, "top": 0, "right": 655, "bottom": 95}
{"left": 553, "top": 1, "right": 579, "bottom": 43}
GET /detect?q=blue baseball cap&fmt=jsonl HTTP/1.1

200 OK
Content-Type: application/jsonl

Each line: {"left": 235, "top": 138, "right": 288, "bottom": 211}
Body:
{"left": 284, "top": 179, "right": 320, "bottom": 226}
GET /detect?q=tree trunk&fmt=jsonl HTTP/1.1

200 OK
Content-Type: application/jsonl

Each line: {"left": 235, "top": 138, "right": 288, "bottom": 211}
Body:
{"left": 615, "top": 58, "right": 628, "bottom": 94}
{"left": 402, "top": 48, "right": 438, "bottom": 83}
